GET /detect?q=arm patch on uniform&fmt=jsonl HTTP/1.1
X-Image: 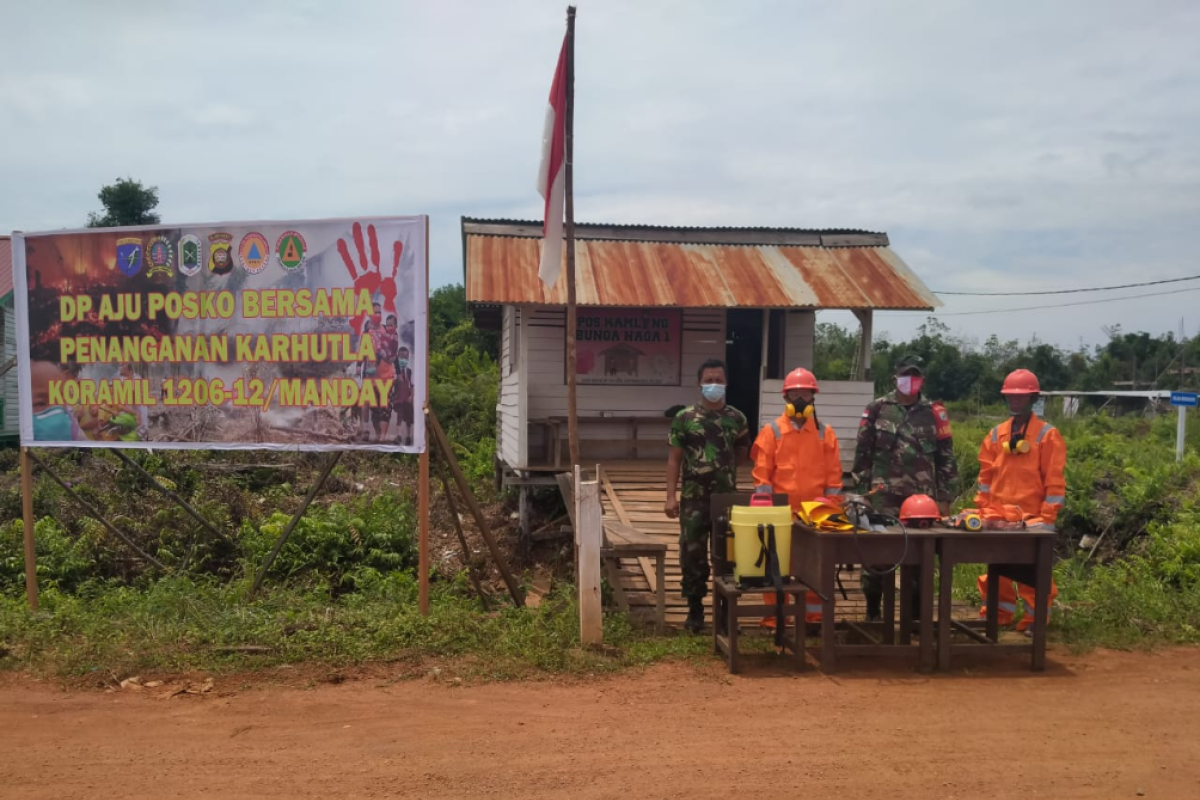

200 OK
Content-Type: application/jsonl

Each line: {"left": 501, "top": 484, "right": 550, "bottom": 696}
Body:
{"left": 931, "top": 402, "right": 952, "bottom": 440}
{"left": 859, "top": 411, "right": 870, "bottom": 428}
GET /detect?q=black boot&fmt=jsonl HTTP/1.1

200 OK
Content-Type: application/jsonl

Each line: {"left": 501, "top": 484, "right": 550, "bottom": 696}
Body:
{"left": 684, "top": 597, "right": 705, "bottom": 634}
{"left": 865, "top": 591, "right": 882, "bottom": 622}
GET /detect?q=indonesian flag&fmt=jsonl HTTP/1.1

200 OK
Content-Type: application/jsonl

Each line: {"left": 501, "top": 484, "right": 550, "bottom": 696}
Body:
{"left": 536, "top": 36, "right": 568, "bottom": 288}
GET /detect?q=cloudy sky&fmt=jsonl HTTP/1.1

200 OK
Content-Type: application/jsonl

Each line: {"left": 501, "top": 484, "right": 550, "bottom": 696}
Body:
{"left": 3, "top": 0, "right": 1198, "bottom": 349}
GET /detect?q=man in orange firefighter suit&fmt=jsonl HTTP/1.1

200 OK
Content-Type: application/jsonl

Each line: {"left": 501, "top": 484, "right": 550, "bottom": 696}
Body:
{"left": 975, "top": 368, "right": 1066, "bottom": 632}
{"left": 751, "top": 367, "right": 844, "bottom": 628}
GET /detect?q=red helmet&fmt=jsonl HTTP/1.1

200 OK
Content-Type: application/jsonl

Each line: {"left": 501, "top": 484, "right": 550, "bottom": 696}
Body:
{"left": 899, "top": 494, "right": 940, "bottom": 523}
{"left": 1001, "top": 369, "right": 1040, "bottom": 395}
{"left": 782, "top": 367, "right": 819, "bottom": 393}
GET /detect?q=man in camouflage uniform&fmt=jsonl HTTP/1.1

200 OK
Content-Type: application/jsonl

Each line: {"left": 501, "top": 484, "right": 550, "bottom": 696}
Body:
{"left": 851, "top": 354, "right": 958, "bottom": 620}
{"left": 665, "top": 358, "right": 751, "bottom": 633}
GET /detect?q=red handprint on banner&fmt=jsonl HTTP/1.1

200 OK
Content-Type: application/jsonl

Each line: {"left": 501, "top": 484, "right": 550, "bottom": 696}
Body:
{"left": 337, "top": 222, "right": 404, "bottom": 335}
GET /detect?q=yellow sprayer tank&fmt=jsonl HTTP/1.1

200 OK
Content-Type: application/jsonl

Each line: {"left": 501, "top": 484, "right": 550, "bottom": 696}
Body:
{"left": 729, "top": 504, "right": 794, "bottom": 584}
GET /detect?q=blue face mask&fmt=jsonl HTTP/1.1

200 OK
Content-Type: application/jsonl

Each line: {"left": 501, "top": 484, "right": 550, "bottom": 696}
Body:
{"left": 701, "top": 383, "right": 726, "bottom": 403}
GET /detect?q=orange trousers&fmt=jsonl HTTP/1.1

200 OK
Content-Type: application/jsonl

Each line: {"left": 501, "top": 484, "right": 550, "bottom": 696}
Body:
{"left": 977, "top": 574, "right": 1058, "bottom": 631}
{"left": 760, "top": 590, "right": 823, "bottom": 628}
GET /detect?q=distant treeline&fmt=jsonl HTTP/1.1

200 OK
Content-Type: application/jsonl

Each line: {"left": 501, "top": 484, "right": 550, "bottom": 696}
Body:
{"left": 815, "top": 318, "right": 1200, "bottom": 401}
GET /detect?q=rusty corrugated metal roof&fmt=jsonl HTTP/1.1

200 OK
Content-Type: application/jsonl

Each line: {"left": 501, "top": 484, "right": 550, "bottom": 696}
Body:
{"left": 0, "top": 236, "right": 12, "bottom": 301}
{"left": 462, "top": 219, "right": 939, "bottom": 310}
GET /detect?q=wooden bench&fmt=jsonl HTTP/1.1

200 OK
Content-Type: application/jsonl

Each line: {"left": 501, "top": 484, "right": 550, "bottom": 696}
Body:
{"left": 532, "top": 416, "right": 670, "bottom": 469}
{"left": 602, "top": 519, "right": 667, "bottom": 630}
{"left": 555, "top": 470, "right": 668, "bottom": 630}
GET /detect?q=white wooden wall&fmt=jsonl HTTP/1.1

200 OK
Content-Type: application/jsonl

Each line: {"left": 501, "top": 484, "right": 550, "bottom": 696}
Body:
{"left": 497, "top": 306, "right": 526, "bottom": 467}
{"left": 515, "top": 307, "right": 727, "bottom": 464}
{"left": 493, "top": 304, "right": 869, "bottom": 470}
{"left": 758, "top": 378, "right": 874, "bottom": 472}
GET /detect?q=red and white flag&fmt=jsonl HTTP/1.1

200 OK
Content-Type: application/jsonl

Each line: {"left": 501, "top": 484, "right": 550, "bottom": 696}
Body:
{"left": 536, "top": 36, "right": 568, "bottom": 288}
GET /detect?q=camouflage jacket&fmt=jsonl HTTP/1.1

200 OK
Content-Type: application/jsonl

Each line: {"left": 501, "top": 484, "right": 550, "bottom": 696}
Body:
{"left": 851, "top": 392, "right": 958, "bottom": 504}
{"left": 668, "top": 404, "right": 750, "bottom": 498}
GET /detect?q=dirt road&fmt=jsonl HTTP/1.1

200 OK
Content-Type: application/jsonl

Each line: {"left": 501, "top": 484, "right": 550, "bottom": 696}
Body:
{"left": 1, "top": 647, "right": 1196, "bottom": 799}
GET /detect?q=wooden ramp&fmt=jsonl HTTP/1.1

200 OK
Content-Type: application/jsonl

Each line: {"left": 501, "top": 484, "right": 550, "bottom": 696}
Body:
{"left": 595, "top": 460, "right": 975, "bottom": 628}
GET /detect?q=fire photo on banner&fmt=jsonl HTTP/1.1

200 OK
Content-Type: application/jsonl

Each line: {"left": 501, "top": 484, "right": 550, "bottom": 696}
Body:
{"left": 12, "top": 216, "right": 428, "bottom": 452}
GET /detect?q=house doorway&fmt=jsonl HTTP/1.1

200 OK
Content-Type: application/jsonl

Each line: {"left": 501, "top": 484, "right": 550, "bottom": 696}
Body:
{"left": 725, "top": 309, "right": 763, "bottom": 432}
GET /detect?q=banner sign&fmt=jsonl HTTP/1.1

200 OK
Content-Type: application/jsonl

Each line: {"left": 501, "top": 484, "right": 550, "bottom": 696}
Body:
{"left": 574, "top": 308, "right": 681, "bottom": 386}
{"left": 13, "top": 216, "right": 427, "bottom": 452}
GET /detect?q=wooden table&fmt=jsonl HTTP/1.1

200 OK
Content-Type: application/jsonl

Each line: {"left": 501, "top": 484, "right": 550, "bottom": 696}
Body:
{"left": 935, "top": 526, "right": 1056, "bottom": 672}
{"left": 790, "top": 523, "right": 939, "bottom": 673}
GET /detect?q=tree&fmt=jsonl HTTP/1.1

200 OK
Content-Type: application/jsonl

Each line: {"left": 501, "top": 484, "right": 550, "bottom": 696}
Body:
{"left": 86, "top": 177, "right": 160, "bottom": 228}
{"left": 813, "top": 321, "right": 858, "bottom": 379}
{"left": 429, "top": 283, "right": 498, "bottom": 360}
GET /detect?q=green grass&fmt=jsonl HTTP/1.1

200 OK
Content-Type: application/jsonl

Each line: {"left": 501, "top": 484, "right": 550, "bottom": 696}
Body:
{"left": 3, "top": 408, "right": 1200, "bottom": 682}
{"left": 0, "top": 572, "right": 715, "bottom": 682}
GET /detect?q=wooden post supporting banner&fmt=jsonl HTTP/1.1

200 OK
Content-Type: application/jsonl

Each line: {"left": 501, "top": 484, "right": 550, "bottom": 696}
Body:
{"left": 419, "top": 214, "right": 431, "bottom": 616}
{"left": 419, "top": 443, "right": 431, "bottom": 615}
{"left": 426, "top": 407, "right": 525, "bottom": 606}
{"left": 574, "top": 464, "right": 602, "bottom": 645}
{"left": 564, "top": 5, "right": 580, "bottom": 469}
{"left": 20, "top": 448, "right": 38, "bottom": 611}
{"left": 250, "top": 452, "right": 342, "bottom": 596}
{"left": 1177, "top": 405, "right": 1187, "bottom": 464}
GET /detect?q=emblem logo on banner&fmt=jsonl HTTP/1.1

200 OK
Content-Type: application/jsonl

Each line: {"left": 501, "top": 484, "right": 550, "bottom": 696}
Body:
{"left": 115, "top": 237, "right": 144, "bottom": 277}
{"left": 239, "top": 232, "right": 269, "bottom": 274}
{"left": 208, "top": 233, "right": 234, "bottom": 275}
{"left": 276, "top": 230, "right": 307, "bottom": 271}
{"left": 146, "top": 236, "right": 173, "bottom": 276}
{"left": 178, "top": 234, "right": 202, "bottom": 276}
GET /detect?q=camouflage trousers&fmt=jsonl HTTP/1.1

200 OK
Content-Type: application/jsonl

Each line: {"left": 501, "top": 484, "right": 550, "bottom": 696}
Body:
{"left": 678, "top": 496, "right": 713, "bottom": 600}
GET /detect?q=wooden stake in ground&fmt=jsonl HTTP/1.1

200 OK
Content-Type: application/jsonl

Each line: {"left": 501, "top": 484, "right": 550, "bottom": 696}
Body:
{"left": 564, "top": 5, "right": 580, "bottom": 468}
{"left": 111, "top": 450, "right": 235, "bottom": 549}
{"left": 574, "top": 464, "right": 602, "bottom": 645}
{"left": 250, "top": 452, "right": 342, "bottom": 596}
{"left": 21, "top": 447, "right": 37, "bottom": 611}
{"left": 420, "top": 442, "right": 431, "bottom": 614}
{"left": 27, "top": 450, "right": 166, "bottom": 571}
{"left": 437, "top": 464, "right": 490, "bottom": 612}
{"left": 426, "top": 407, "right": 524, "bottom": 607}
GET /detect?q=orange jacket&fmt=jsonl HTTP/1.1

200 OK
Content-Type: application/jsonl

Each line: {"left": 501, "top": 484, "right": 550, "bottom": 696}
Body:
{"left": 974, "top": 415, "right": 1067, "bottom": 523}
{"left": 751, "top": 414, "right": 843, "bottom": 510}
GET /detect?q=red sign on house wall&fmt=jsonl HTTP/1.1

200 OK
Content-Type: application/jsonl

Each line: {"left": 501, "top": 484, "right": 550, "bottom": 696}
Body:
{"left": 574, "top": 308, "right": 682, "bottom": 386}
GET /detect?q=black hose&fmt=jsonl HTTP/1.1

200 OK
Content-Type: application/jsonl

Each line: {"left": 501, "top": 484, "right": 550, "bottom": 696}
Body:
{"left": 844, "top": 499, "right": 909, "bottom": 577}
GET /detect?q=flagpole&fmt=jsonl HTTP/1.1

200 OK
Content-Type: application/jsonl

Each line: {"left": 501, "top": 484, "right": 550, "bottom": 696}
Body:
{"left": 564, "top": 5, "right": 580, "bottom": 468}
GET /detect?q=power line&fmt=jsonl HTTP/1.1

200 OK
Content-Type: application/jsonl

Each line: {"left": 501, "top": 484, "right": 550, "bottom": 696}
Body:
{"left": 893, "top": 286, "right": 1200, "bottom": 316}
{"left": 932, "top": 273, "right": 1200, "bottom": 296}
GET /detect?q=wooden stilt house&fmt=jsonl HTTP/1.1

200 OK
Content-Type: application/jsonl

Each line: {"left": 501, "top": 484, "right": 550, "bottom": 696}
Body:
{"left": 463, "top": 218, "right": 940, "bottom": 475}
